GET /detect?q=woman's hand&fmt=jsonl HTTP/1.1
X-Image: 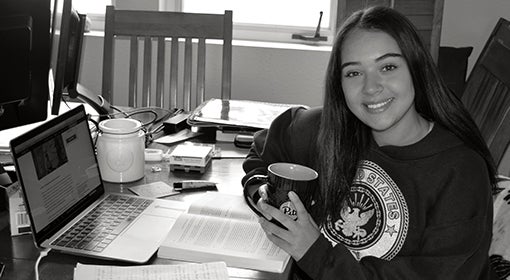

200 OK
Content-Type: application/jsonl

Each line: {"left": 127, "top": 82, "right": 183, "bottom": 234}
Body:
{"left": 257, "top": 191, "right": 320, "bottom": 261}
{"left": 256, "top": 184, "right": 272, "bottom": 220}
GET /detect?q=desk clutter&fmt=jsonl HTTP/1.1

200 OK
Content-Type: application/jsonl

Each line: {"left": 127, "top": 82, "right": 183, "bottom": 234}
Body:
{"left": 154, "top": 98, "right": 308, "bottom": 149}
{"left": 187, "top": 98, "right": 307, "bottom": 130}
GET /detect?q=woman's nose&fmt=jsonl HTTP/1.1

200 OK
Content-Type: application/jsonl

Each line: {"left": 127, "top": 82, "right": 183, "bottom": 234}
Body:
{"left": 363, "top": 72, "right": 383, "bottom": 95}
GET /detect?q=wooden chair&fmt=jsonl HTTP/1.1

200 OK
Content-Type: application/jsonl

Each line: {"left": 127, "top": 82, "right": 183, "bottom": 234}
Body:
{"left": 461, "top": 18, "right": 510, "bottom": 169}
{"left": 460, "top": 20, "right": 510, "bottom": 279}
{"left": 101, "top": 6, "right": 232, "bottom": 111}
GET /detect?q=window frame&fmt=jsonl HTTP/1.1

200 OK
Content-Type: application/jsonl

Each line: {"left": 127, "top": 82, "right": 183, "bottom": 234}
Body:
{"left": 81, "top": 0, "right": 338, "bottom": 45}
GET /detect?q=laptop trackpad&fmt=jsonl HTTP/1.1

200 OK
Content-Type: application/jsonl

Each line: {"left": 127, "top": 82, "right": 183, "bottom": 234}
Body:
{"left": 104, "top": 214, "right": 176, "bottom": 263}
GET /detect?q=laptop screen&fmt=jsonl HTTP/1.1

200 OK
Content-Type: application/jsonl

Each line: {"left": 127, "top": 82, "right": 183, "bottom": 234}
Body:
{"left": 10, "top": 105, "right": 103, "bottom": 240}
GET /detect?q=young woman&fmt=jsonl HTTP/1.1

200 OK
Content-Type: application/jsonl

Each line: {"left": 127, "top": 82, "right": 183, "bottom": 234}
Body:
{"left": 242, "top": 6, "right": 497, "bottom": 280}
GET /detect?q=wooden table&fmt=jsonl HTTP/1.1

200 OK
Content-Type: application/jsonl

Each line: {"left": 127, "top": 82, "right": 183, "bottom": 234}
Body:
{"left": 0, "top": 142, "right": 293, "bottom": 280}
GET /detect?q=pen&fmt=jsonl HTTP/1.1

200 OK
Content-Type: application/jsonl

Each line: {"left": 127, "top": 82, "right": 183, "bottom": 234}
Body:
{"left": 173, "top": 180, "right": 217, "bottom": 192}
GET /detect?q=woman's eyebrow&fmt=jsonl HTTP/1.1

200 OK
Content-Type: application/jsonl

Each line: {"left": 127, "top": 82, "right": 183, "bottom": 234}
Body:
{"left": 340, "top": 61, "right": 359, "bottom": 69}
{"left": 376, "top": 53, "right": 403, "bottom": 62}
{"left": 341, "top": 52, "right": 403, "bottom": 70}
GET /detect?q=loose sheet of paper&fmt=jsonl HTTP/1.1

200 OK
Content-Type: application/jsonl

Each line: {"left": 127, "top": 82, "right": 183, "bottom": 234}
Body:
{"left": 128, "top": 181, "right": 179, "bottom": 198}
{"left": 73, "top": 261, "right": 229, "bottom": 280}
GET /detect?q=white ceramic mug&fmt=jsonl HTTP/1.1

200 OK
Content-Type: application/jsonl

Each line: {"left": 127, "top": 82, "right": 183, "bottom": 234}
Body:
{"left": 96, "top": 118, "right": 145, "bottom": 183}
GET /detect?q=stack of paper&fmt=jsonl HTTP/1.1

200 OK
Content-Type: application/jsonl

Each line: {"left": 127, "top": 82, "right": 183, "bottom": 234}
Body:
{"left": 73, "top": 261, "right": 229, "bottom": 280}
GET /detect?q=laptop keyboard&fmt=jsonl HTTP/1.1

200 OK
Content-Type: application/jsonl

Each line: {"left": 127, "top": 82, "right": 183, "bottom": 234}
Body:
{"left": 51, "top": 194, "right": 152, "bottom": 252}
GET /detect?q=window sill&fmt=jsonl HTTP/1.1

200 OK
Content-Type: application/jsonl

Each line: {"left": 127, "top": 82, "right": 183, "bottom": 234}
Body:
{"left": 84, "top": 31, "right": 333, "bottom": 52}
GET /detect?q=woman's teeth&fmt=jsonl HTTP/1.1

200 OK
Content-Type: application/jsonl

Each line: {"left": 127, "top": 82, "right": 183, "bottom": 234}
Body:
{"left": 367, "top": 98, "right": 392, "bottom": 109}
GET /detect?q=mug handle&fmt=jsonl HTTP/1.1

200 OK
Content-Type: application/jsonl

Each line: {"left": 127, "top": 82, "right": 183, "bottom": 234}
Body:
{"left": 243, "top": 174, "right": 268, "bottom": 218}
{"left": 243, "top": 174, "right": 286, "bottom": 229}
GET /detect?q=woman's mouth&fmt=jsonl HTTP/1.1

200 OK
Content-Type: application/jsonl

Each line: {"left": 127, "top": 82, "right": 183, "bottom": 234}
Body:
{"left": 365, "top": 98, "right": 394, "bottom": 113}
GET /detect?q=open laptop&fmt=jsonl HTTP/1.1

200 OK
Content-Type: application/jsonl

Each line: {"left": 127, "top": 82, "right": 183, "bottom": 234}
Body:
{"left": 10, "top": 105, "right": 184, "bottom": 263}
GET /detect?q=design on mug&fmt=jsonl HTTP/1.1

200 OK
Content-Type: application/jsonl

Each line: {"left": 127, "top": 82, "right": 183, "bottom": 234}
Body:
{"left": 279, "top": 201, "right": 298, "bottom": 220}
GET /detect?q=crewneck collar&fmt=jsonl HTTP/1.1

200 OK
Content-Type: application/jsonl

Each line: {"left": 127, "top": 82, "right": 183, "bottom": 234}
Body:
{"left": 371, "top": 124, "right": 462, "bottom": 160}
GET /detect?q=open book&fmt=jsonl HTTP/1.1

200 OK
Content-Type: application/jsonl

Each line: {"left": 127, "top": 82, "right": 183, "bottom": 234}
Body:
{"left": 157, "top": 192, "right": 291, "bottom": 273}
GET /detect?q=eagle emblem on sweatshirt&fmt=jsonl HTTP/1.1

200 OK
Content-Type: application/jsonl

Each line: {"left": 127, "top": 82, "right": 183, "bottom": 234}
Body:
{"left": 338, "top": 206, "right": 375, "bottom": 240}
{"left": 322, "top": 160, "right": 409, "bottom": 261}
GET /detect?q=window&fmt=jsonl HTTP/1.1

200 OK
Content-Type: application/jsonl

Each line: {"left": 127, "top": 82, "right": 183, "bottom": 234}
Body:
{"left": 74, "top": 0, "right": 111, "bottom": 14}
{"left": 168, "top": 0, "right": 337, "bottom": 44}
{"left": 73, "top": 0, "right": 111, "bottom": 31}
{"left": 74, "top": 0, "right": 337, "bottom": 45}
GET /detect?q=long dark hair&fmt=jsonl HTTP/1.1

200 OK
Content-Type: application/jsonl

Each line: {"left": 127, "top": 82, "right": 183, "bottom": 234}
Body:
{"left": 315, "top": 6, "right": 497, "bottom": 224}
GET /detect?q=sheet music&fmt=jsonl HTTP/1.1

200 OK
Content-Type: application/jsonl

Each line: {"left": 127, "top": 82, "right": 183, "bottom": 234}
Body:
{"left": 73, "top": 261, "right": 229, "bottom": 280}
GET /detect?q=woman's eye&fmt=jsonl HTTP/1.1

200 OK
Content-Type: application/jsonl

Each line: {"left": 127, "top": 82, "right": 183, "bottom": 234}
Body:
{"left": 344, "top": 71, "right": 361, "bottom": 78}
{"left": 382, "top": 64, "right": 397, "bottom": 72}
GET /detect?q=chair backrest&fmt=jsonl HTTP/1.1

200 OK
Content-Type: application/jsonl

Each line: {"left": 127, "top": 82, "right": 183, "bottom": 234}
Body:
{"left": 461, "top": 18, "right": 510, "bottom": 168}
{"left": 102, "top": 6, "right": 232, "bottom": 111}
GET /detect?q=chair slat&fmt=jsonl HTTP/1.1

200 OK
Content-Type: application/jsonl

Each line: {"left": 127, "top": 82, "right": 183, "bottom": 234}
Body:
{"left": 169, "top": 37, "right": 179, "bottom": 109}
{"left": 142, "top": 37, "right": 152, "bottom": 107}
{"left": 102, "top": 5, "right": 115, "bottom": 103}
{"left": 221, "top": 10, "right": 233, "bottom": 100}
{"left": 128, "top": 36, "right": 138, "bottom": 107}
{"left": 156, "top": 37, "right": 165, "bottom": 107}
{"left": 183, "top": 38, "right": 192, "bottom": 111}
{"left": 197, "top": 38, "right": 206, "bottom": 107}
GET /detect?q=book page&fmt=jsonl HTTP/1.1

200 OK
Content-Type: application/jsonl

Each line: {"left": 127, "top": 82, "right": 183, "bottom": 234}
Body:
{"left": 163, "top": 212, "right": 287, "bottom": 261}
{"left": 158, "top": 192, "right": 291, "bottom": 273}
{"left": 187, "top": 192, "right": 258, "bottom": 222}
{"left": 73, "top": 262, "right": 229, "bottom": 280}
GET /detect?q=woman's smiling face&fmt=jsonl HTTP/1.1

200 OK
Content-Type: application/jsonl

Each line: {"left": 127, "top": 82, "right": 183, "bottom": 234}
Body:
{"left": 340, "top": 29, "right": 422, "bottom": 145}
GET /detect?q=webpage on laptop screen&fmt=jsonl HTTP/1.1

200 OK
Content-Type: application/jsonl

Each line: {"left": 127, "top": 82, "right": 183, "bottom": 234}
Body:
{"left": 15, "top": 118, "right": 100, "bottom": 232}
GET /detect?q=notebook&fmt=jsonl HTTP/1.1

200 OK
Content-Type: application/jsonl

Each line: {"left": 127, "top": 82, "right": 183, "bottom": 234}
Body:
{"left": 9, "top": 105, "right": 184, "bottom": 263}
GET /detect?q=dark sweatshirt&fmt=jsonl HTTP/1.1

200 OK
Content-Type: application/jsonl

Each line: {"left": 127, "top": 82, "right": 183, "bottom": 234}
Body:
{"left": 242, "top": 106, "right": 494, "bottom": 280}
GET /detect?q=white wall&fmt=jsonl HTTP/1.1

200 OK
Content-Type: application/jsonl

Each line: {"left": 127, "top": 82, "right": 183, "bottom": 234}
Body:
{"left": 441, "top": 0, "right": 510, "bottom": 74}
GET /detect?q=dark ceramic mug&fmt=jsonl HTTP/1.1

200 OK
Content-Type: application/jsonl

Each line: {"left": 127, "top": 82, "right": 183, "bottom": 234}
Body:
{"left": 243, "top": 163, "right": 318, "bottom": 224}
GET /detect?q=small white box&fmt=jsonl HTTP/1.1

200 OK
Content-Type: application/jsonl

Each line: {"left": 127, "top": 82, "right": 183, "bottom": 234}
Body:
{"left": 3, "top": 182, "right": 31, "bottom": 236}
{"left": 169, "top": 143, "right": 213, "bottom": 168}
